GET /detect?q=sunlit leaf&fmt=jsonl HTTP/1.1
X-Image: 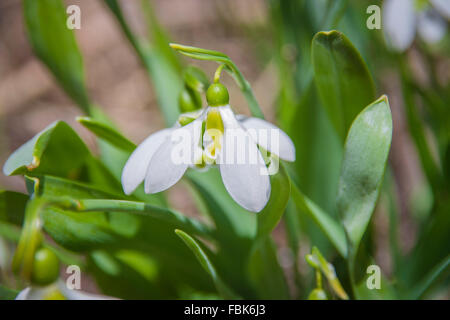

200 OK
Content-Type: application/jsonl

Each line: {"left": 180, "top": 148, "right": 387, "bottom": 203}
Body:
{"left": 337, "top": 96, "right": 392, "bottom": 254}
{"left": 23, "top": 0, "right": 91, "bottom": 113}
{"left": 3, "top": 121, "right": 89, "bottom": 178}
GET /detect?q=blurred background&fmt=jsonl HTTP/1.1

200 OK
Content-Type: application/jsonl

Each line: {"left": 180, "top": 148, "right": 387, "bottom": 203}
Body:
{"left": 0, "top": 0, "right": 448, "bottom": 298}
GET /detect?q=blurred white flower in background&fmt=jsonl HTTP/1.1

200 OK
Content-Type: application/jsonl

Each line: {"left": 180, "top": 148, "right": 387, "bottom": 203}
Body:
{"left": 383, "top": 0, "right": 449, "bottom": 52}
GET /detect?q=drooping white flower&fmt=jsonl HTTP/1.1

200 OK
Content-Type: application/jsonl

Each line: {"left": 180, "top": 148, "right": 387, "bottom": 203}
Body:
{"left": 383, "top": 0, "right": 448, "bottom": 52}
{"left": 121, "top": 84, "right": 295, "bottom": 212}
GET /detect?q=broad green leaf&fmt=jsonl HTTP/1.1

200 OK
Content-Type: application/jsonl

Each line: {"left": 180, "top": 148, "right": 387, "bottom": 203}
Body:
{"left": 247, "top": 237, "right": 290, "bottom": 299}
{"left": 256, "top": 164, "right": 290, "bottom": 238}
{"left": 77, "top": 117, "right": 136, "bottom": 152}
{"left": 23, "top": 0, "right": 91, "bottom": 113}
{"left": 22, "top": 175, "right": 210, "bottom": 292}
{"left": 175, "top": 229, "right": 239, "bottom": 299}
{"left": 312, "top": 30, "right": 376, "bottom": 140}
{"left": 291, "top": 182, "right": 346, "bottom": 257}
{"left": 3, "top": 121, "right": 90, "bottom": 178}
{"left": 337, "top": 96, "right": 392, "bottom": 254}
{"left": 0, "top": 191, "right": 28, "bottom": 226}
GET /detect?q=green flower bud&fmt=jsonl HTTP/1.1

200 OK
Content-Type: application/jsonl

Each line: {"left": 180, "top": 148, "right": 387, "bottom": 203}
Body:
{"left": 308, "top": 288, "right": 328, "bottom": 300}
{"left": 183, "top": 66, "right": 209, "bottom": 92}
{"left": 31, "top": 247, "right": 60, "bottom": 286}
{"left": 206, "top": 83, "right": 229, "bottom": 107}
{"left": 179, "top": 87, "right": 202, "bottom": 113}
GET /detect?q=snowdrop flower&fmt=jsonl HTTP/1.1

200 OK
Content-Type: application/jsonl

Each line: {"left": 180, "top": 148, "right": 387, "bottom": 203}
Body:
{"left": 383, "top": 0, "right": 448, "bottom": 52}
{"left": 122, "top": 83, "right": 295, "bottom": 212}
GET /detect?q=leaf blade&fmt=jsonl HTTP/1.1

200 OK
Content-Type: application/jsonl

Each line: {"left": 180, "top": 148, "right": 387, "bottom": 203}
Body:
{"left": 312, "top": 30, "right": 376, "bottom": 140}
{"left": 337, "top": 95, "right": 393, "bottom": 253}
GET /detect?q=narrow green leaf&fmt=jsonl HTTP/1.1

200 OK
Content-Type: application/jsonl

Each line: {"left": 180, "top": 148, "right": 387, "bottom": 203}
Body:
{"left": 312, "top": 30, "right": 376, "bottom": 140}
{"left": 247, "top": 237, "right": 290, "bottom": 299}
{"left": 105, "top": 0, "right": 182, "bottom": 125}
{"left": 170, "top": 43, "right": 264, "bottom": 119}
{"left": 407, "top": 255, "right": 450, "bottom": 299}
{"left": 256, "top": 164, "right": 290, "bottom": 238}
{"left": 77, "top": 117, "right": 136, "bottom": 152}
{"left": 65, "top": 199, "right": 212, "bottom": 238}
{"left": 337, "top": 96, "right": 393, "bottom": 253}
{"left": 175, "top": 229, "right": 239, "bottom": 299}
{"left": 291, "top": 182, "right": 347, "bottom": 257}
{"left": 23, "top": 0, "right": 91, "bottom": 113}
{"left": 3, "top": 121, "right": 90, "bottom": 178}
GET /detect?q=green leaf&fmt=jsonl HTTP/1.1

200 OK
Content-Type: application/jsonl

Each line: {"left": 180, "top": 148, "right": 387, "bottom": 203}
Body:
{"left": 256, "top": 164, "right": 290, "bottom": 238}
{"left": 3, "top": 121, "right": 90, "bottom": 178}
{"left": 23, "top": 0, "right": 91, "bottom": 113}
{"left": 337, "top": 96, "right": 393, "bottom": 254}
{"left": 64, "top": 199, "right": 212, "bottom": 238}
{"left": 290, "top": 182, "right": 347, "bottom": 257}
{"left": 312, "top": 30, "right": 376, "bottom": 140}
{"left": 0, "top": 191, "right": 28, "bottom": 226}
{"left": 77, "top": 117, "right": 136, "bottom": 152}
{"left": 26, "top": 175, "right": 120, "bottom": 200}
{"left": 0, "top": 285, "right": 18, "bottom": 300}
{"left": 187, "top": 170, "right": 256, "bottom": 243}
{"left": 247, "top": 237, "right": 290, "bottom": 299}
{"left": 175, "top": 229, "right": 239, "bottom": 299}
{"left": 407, "top": 254, "right": 450, "bottom": 299}
{"left": 104, "top": 0, "right": 182, "bottom": 125}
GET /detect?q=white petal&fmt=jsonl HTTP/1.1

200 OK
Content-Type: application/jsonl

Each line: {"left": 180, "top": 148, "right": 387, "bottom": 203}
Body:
{"left": 431, "top": 0, "right": 450, "bottom": 19}
{"left": 383, "top": 0, "right": 416, "bottom": 52}
{"left": 15, "top": 287, "right": 31, "bottom": 300}
{"left": 239, "top": 116, "right": 296, "bottom": 161}
{"left": 417, "top": 9, "right": 447, "bottom": 44}
{"left": 144, "top": 119, "right": 202, "bottom": 193}
{"left": 218, "top": 106, "right": 271, "bottom": 212}
{"left": 121, "top": 128, "right": 173, "bottom": 195}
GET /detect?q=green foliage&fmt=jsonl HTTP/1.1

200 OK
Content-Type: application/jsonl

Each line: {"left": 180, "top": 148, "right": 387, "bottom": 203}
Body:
{"left": 337, "top": 96, "right": 393, "bottom": 256}
{"left": 312, "top": 30, "right": 376, "bottom": 140}
{"left": 1, "top": 0, "right": 448, "bottom": 300}
{"left": 23, "top": 0, "right": 91, "bottom": 113}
